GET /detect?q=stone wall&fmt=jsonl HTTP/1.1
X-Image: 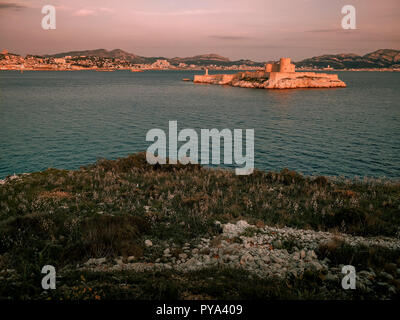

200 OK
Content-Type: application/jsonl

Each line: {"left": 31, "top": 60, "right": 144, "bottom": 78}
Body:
{"left": 238, "top": 71, "right": 268, "bottom": 79}
{"left": 193, "top": 73, "right": 237, "bottom": 84}
{"left": 265, "top": 58, "right": 295, "bottom": 73}
{"left": 268, "top": 71, "right": 338, "bottom": 81}
{"left": 265, "top": 63, "right": 281, "bottom": 72}
{"left": 279, "top": 58, "right": 295, "bottom": 72}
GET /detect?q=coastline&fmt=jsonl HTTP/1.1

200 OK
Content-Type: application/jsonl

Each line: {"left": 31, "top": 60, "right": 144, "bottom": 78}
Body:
{"left": 1, "top": 67, "right": 399, "bottom": 72}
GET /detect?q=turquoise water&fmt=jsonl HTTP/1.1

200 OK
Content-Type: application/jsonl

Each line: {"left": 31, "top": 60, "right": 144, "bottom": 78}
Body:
{"left": 0, "top": 70, "right": 399, "bottom": 179}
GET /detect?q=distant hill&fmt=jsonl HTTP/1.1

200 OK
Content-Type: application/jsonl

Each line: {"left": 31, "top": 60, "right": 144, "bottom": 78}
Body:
{"left": 295, "top": 49, "right": 400, "bottom": 69}
{"left": 363, "top": 49, "right": 400, "bottom": 65}
{"left": 184, "top": 53, "right": 230, "bottom": 62}
{"left": 46, "top": 48, "right": 150, "bottom": 64}
{"left": 45, "top": 48, "right": 400, "bottom": 68}
{"left": 46, "top": 49, "right": 264, "bottom": 66}
{"left": 170, "top": 53, "right": 229, "bottom": 65}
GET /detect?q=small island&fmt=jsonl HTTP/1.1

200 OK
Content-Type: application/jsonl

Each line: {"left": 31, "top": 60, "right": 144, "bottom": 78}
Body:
{"left": 193, "top": 57, "right": 346, "bottom": 89}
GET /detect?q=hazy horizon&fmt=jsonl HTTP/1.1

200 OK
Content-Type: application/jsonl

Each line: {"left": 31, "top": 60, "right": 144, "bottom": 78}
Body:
{"left": 1, "top": 0, "right": 399, "bottom": 61}
{"left": 4, "top": 47, "right": 400, "bottom": 63}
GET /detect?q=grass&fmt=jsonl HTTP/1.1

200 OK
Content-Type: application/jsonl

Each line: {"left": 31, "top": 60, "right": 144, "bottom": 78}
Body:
{"left": 317, "top": 237, "right": 400, "bottom": 273}
{"left": 0, "top": 267, "right": 382, "bottom": 300}
{"left": 0, "top": 152, "right": 399, "bottom": 299}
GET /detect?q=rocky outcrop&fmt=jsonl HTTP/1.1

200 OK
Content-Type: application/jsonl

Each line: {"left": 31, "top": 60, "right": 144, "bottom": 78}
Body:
{"left": 194, "top": 58, "right": 346, "bottom": 89}
{"left": 263, "top": 75, "right": 346, "bottom": 89}
{"left": 80, "top": 220, "right": 400, "bottom": 299}
{"left": 194, "top": 73, "right": 346, "bottom": 89}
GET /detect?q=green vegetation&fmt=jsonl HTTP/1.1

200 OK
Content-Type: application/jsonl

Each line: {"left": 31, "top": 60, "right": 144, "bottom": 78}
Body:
{"left": 0, "top": 152, "right": 399, "bottom": 299}
{"left": 1, "top": 266, "right": 383, "bottom": 300}
{"left": 317, "top": 237, "right": 400, "bottom": 273}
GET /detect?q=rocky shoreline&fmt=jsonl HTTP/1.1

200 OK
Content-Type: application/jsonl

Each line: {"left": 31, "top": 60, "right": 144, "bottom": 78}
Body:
{"left": 193, "top": 57, "right": 346, "bottom": 89}
{"left": 194, "top": 73, "right": 346, "bottom": 89}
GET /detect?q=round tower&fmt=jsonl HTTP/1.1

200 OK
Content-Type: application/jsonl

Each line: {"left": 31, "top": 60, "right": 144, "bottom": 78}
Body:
{"left": 279, "top": 58, "right": 295, "bottom": 72}
{"left": 279, "top": 58, "right": 290, "bottom": 72}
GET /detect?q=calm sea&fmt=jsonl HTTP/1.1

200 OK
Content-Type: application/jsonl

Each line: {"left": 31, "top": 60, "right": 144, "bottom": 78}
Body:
{"left": 0, "top": 70, "right": 399, "bottom": 179}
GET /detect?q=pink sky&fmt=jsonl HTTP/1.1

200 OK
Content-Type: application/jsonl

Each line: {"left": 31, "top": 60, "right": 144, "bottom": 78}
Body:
{"left": 1, "top": 0, "right": 399, "bottom": 61}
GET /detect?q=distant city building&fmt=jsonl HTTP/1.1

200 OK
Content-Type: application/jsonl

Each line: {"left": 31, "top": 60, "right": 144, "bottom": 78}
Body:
{"left": 54, "top": 58, "right": 66, "bottom": 64}
{"left": 151, "top": 59, "right": 170, "bottom": 69}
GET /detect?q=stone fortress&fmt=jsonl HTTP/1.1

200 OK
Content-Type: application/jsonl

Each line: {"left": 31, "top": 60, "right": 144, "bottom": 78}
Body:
{"left": 193, "top": 57, "right": 346, "bottom": 89}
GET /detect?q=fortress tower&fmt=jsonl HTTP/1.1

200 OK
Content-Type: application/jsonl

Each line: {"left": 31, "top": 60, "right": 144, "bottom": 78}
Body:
{"left": 278, "top": 58, "right": 295, "bottom": 72}
{"left": 265, "top": 58, "right": 295, "bottom": 73}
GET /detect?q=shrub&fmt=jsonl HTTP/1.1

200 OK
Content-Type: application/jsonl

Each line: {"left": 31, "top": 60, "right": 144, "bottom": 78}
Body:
{"left": 74, "top": 214, "right": 150, "bottom": 259}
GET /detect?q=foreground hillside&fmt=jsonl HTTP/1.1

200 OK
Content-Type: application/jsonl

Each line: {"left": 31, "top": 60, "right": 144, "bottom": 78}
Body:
{"left": 0, "top": 153, "right": 399, "bottom": 300}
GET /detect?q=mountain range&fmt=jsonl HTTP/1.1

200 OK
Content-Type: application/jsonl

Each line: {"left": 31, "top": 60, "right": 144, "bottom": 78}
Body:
{"left": 47, "top": 49, "right": 264, "bottom": 66}
{"left": 46, "top": 48, "right": 400, "bottom": 69}
{"left": 296, "top": 49, "right": 400, "bottom": 69}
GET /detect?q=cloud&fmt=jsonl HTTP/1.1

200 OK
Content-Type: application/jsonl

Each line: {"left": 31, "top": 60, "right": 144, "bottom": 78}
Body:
{"left": 55, "top": 5, "right": 73, "bottom": 11}
{"left": 72, "top": 7, "right": 114, "bottom": 17}
{"left": 0, "top": 2, "right": 26, "bottom": 10}
{"left": 99, "top": 7, "right": 114, "bottom": 13}
{"left": 73, "top": 9, "right": 96, "bottom": 17}
{"left": 210, "top": 35, "right": 251, "bottom": 40}
{"left": 131, "top": 9, "right": 223, "bottom": 16}
{"left": 305, "top": 29, "right": 343, "bottom": 33}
